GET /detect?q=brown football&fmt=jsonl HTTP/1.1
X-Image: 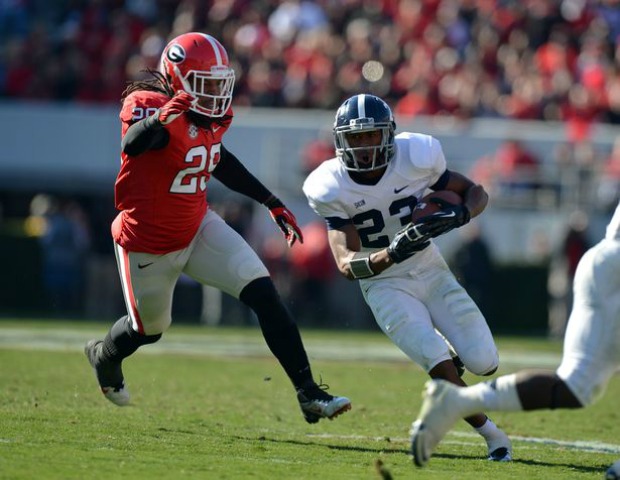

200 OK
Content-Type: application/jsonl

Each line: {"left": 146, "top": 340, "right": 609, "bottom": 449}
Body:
{"left": 411, "top": 190, "right": 463, "bottom": 222}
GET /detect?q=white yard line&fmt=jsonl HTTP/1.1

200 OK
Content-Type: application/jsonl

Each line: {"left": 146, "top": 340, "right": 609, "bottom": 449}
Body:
{"left": 0, "top": 327, "right": 562, "bottom": 366}
{"left": 3, "top": 326, "right": 619, "bottom": 457}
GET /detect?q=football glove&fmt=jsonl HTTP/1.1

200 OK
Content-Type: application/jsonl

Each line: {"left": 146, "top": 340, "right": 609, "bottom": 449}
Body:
{"left": 386, "top": 222, "right": 431, "bottom": 263}
{"left": 416, "top": 199, "right": 470, "bottom": 239}
{"left": 157, "top": 91, "right": 195, "bottom": 125}
{"left": 264, "top": 196, "right": 304, "bottom": 247}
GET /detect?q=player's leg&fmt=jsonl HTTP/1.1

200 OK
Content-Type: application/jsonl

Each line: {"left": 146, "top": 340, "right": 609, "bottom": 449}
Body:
{"left": 462, "top": 240, "right": 620, "bottom": 414}
{"left": 363, "top": 277, "right": 509, "bottom": 460}
{"left": 428, "top": 266, "right": 499, "bottom": 378}
{"left": 184, "top": 210, "right": 351, "bottom": 423}
{"left": 411, "top": 240, "right": 620, "bottom": 466}
{"left": 414, "top": 266, "right": 509, "bottom": 459}
{"left": 555, "top": 240, "right": 620, "bottom": 406}
{"left": 85, "top": 242, "right": 181, "bottom": 405}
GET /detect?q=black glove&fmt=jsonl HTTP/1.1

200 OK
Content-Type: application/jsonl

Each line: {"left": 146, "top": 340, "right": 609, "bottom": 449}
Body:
{"left": 416, "top": 199, "right": 470, "bottom": 239}
{"left": 387, "top": 223, "right": 431, "bottom": 263}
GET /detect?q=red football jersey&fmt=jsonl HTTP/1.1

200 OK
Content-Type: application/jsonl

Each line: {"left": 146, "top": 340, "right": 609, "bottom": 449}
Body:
{"left": 112, "top": 90, "right": 232, "bottom": 253}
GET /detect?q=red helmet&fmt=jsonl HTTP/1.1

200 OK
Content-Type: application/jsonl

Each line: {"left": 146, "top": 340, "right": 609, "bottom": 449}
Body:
{"left": 160, "top": 32, "right": 235, "bottom": 117}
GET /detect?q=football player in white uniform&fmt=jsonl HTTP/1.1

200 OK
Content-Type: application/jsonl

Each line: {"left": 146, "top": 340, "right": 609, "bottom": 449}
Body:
{"left": 410, "top": 202, "right": 620, "bottom": 477}
{"left": 302, "top": 94, "right": 512, "bottom": 461}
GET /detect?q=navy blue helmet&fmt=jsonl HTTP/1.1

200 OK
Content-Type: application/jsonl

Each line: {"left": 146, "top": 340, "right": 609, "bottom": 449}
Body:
{"left": 333, "top": 94, "right": 396, "bottom": 172}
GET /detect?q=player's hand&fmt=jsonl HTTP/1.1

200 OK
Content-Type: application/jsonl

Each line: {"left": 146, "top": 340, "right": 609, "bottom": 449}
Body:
{"left": 386, "top": 223, "right": 431, "bottom": 263}
{"left": 157, "top": 91, "right": 195, "bottom": 125}
{"left": 417, "top": 199, "right": 470, "bottom": 238}
{"left": 265, "top": 196, "right": 304, "bottom": 247}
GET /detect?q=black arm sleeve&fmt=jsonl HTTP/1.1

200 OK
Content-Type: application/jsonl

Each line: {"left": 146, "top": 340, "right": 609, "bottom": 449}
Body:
{"left": 121, "top": 115, "right": 170, "bottom": 156}
{"left": 212, "top": 145, "right": 273, "bottom": 204}
{"left": 430, "top": 169, "right": 450, "bottom": 191}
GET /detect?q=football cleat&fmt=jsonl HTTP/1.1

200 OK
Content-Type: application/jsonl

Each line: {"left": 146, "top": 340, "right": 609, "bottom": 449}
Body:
{"left": 606, "top": 460, "right": 620, "bottom": 480}
{"left": 410, "top": 380, "right": 464, "bottom": 467}
{"left": 486, "top": 431, "right": 513, "bottom": 462}
{"left": 296, "top": 383, "right": 351, "bottom": 424}
{"left": 84, "top": 340, "right": 130, "bottom": 406}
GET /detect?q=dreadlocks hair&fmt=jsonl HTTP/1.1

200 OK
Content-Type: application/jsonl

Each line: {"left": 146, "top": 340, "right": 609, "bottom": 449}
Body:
{"left": 121, "top": 69, "right": 174, "bottom": 101}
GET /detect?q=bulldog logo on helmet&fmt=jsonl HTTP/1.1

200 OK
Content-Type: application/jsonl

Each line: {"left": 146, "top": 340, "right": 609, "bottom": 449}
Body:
{"left": 166, "top": 44, "right": 186, "bottom": 63}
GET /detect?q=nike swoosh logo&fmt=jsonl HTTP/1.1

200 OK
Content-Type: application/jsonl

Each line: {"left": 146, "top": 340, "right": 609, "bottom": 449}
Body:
{"left": 437, "top": 211, "right": 456, "bottom": 218}
{"left": 212, "top": 126, "right": 220, "bottom": 132}
{"left": 138, "top": 262, "right": 154, "bottom": 269}
{"left": 393, "top": 186, "right": 407, "bottom": 194}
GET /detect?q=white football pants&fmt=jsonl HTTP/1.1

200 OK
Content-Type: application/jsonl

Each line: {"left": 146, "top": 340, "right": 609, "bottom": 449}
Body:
{"left": 556, "top": 238, "right": 620, "bottom": 405}
{"left": 114, "top": 209, "right": 269, "bottom": 335}
{"left": 360, "top": 249, "right": 499, "bottom": 375}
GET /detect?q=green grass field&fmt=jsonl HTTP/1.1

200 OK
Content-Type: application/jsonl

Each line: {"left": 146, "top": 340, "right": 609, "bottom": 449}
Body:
{"left": 1, "top": 319, "right": 618, "bottom": 480}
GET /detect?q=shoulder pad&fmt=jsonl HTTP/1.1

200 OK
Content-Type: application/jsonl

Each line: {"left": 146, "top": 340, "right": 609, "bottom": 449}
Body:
{"left": 120, "top": 91, "right": 170, "bottom": 124}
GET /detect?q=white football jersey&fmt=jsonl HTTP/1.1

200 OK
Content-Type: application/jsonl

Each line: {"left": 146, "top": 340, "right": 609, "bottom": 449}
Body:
{"left": 303, "top": 132, "right": 448, "bottom": 278}
{"left": 303, "top": 131, "right": 499, "bottom": 373}
{"left": 605, "top": 201, "right": 620, "bottom": 241}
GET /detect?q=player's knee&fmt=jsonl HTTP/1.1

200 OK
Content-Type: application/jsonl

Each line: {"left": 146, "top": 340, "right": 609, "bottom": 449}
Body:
{"left": 414, "top": 331, "right": 453, "bottom": 373}
{"left": 144, "top": 316, "right": 171, "bottom": 336}
{"left": 239, "top": 276, "right": 278, "bottom": 308}
{"left": 461, "top": 346, "right": 499, "bottom": 376}
{"left": 239, "top": 276, "right": 294, "bottom": 329}
{"left": 552, "top": 374, "right": 586, "bottom": 408}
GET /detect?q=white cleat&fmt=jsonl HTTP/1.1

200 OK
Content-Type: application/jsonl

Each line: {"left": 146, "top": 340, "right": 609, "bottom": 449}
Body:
{"left": 486, "top": 430, "right": 513, "bottom": 462}
{"left": 410, "top": 380, "right": 465, "bottom": 467}
{"left": 297, "top": 383, "right": 352, "bottom": 424}
{"left": 100, "top": 385, "right": 130, "bottom": 407}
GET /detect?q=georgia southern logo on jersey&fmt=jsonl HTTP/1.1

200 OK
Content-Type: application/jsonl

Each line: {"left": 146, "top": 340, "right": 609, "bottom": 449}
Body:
{"left": 167, "top": 44, "right": 186, "bottom": 63}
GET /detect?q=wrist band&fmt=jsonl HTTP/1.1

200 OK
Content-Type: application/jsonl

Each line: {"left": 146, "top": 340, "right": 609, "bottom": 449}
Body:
{"left": 349, "top": 253, "right": 374, "bottom": 279}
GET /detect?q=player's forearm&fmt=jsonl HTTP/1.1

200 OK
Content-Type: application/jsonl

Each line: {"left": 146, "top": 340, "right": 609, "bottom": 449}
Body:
{"left": 121, "top": 115, "right": 169, "bottom": 156}
{"left": 212, "top": 147, "right": 272, "bottom": 203}
{"left": 341, "top": 249, "right": 396, "bottom": 280}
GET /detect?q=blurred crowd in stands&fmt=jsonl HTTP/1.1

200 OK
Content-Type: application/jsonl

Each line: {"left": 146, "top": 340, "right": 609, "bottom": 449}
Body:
{"left": 3, "top": 0, "right": 620, "bottom": 332}
{"left": 2, "top": 0, "right": 620, "bottom": 128}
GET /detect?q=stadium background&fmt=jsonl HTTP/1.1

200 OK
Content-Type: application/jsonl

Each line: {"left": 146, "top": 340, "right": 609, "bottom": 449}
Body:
{"left": 1, "top": 0, "right": 620, "bottom": 336}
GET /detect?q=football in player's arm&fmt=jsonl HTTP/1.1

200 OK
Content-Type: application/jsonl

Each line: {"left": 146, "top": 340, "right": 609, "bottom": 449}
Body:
{"left": 302, "top": 93, "right": 511, "bottom": 461}
{"left": 84, "top": 32, "right": 351, "bottom": 424}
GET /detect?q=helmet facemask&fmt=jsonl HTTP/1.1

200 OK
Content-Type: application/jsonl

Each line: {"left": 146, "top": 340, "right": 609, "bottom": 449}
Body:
{"left": 334, "top": 119, "right": 395, "bottom": 172}
{"left": 172, "top": 65, "right": 235, "bottom": 118}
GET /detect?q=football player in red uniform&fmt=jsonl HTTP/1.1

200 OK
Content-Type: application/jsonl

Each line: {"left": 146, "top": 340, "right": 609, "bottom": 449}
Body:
{"left": 84, "top": 32, "right": 350, "bottom": 424}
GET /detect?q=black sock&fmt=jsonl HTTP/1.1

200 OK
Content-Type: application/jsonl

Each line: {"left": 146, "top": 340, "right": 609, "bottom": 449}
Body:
{"left": 240, "top": 277, "right": 314, "bottom": 389}
{"left": 101, "top": 316, "right": 162, "bottom": 363}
